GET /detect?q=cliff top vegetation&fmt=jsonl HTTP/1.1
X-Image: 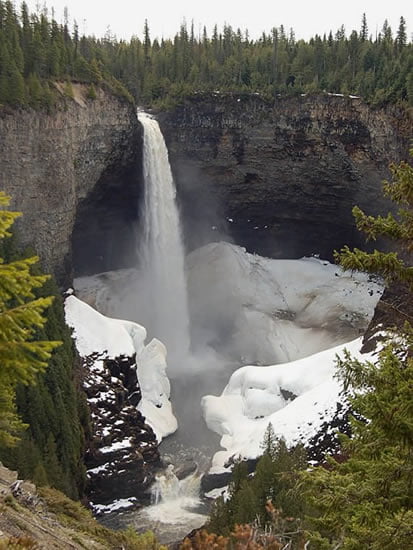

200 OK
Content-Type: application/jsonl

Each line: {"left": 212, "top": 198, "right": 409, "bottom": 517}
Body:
{"left": 0, "top": 1, "right": 411, "bottom": 110}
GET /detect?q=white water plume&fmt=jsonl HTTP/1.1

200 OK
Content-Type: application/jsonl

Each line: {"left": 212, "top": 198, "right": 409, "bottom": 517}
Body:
{"left": 137, "top": 111, "right": 190, "bottom": 365}
{"left": 151, "top": 464, "right": 201, "bottom": 506}
{"left": 145, "top": 465, "right": 206, "bottom": 528}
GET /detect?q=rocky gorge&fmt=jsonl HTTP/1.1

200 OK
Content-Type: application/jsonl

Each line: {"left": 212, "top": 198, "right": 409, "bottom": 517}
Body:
{"left": 0, "top": 88, "right": 412, "bottom": 513}
{"left": 0, "top": 84, "right": 141, "bottom": 285}
{"left": 0, "top": 88, "right": 410, "bottom": 282}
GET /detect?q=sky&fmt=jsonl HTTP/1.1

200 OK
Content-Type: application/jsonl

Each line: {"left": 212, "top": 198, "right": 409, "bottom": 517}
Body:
{"left": 24, "top": 0, "right": 411, "bottom": 42}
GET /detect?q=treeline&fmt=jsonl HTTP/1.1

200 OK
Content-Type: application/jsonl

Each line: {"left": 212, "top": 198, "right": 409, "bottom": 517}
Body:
{"left": 0, "top": 0, "right": 131, "bottom": 108}
{"left": 0, "top": 1, "right": 412, "bottom": 109}
{"left": 112, "top": 15, "right": 413, "bottom": 107}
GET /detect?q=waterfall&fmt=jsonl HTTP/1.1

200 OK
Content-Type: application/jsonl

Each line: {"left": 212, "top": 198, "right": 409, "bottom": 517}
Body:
{"left": 150, "top": 465, "right": 201, "bottom": 506}
{"left": 137, "top": 111, "right": 190, "bottom": 365}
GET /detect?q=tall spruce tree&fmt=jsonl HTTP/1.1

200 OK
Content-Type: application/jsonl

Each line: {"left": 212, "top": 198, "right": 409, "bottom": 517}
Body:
{"left": 0, "top": 192, "right": 60, "bottom": 446}
{"left": 302, "top": 328, "right": 413, "bottom": 549}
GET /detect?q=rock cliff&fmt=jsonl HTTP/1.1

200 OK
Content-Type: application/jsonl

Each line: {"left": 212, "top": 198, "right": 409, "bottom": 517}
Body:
{"left": 158, "top": 92, "right": 412, "bottom": 260}
{"left": 0, "top": 84, "right": 141, "bottom": 285}
{"left": 82, "top": 353, "right": 160, "bottom": 512}
{"left": 1, "top": 90, "right": 410, "bottom": 282}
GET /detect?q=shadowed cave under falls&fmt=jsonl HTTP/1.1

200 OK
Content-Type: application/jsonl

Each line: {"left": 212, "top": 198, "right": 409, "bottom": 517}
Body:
{"left": 71, "top": 112, "right": 383, "bottom": 543}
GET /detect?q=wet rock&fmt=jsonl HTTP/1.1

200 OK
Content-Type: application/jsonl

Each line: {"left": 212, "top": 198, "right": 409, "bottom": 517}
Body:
{"left": 82, "top": 353, "right": 161, "bottom": 510}
{"left": 201, "top": 472, "right": 232, "bottom": 494}
{"left": 201, "top": 458, "right": 258, "bottom": 493}
{"left": 159, "top": 92, "right": 411, "bottom": 261}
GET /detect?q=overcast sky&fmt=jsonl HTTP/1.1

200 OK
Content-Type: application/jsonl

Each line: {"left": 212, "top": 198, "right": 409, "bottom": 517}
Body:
{"left": 24, "top": 0, "right": 411, "bottom": 42}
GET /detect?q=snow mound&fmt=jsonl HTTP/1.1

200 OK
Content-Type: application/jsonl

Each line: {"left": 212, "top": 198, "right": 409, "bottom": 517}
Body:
{"left": 187, "top": 242, "right": 382, "bottom": 364}
{"left": 65, "top": 295, "right": 177, "bottom": 441}
{"left": 202, "top": 337, "right": 376, "bottom": 473}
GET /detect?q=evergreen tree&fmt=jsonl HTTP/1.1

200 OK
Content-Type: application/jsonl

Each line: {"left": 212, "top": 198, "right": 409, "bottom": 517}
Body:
{"left": 396, "top": 16, "right": 407, "bottom": 49}
{"left": 0, "top": 1, "right": 410, "bottom": 109}
{"left": 302, "top": 329, "right": 413, "bottom": 549}
{"left": 260, "top": 421, "right": 277, "bottom": 458}
{"left": 302, "top": 152, "right": 413, "bottom": 548}
{"left": 207, "top": 434, "right": 306, "bottom": 536}
{"left": 360, "top": 13, "right": 368, "bottom": 41}
{"left": 336, "top": 150, "right": 413, "bottom": 289}
{"left": 0, "top": 192, "right": 60, "bottom": 446}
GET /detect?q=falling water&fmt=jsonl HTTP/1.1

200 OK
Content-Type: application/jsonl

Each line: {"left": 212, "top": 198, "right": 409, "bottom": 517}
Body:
{"left": 150, "top": 465, "right": 202, "bottom": 507}
{"left": 129, "top": 465, "right": 207, "bottom": 544}
{"left": 137, "top": 111, "right": 190, "bottom": 364}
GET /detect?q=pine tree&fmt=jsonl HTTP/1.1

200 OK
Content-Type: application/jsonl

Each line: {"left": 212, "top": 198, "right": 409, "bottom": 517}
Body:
{"left": 360, "top": 13, "right": 368, "bottom": 41}
{"left": 336, "top": 150, "right": 413, "bottom": 290}
{"left": 260, "top": 421, "right": 277, "bottom": 458}
{"left": 0, "top": 192, "right": 61, "bottom": 446}
{"left": 396, "top": 16, "right": 407, "bottom": 50}
{"left": 302, "top": 329, "right": 413, "bottom": 549}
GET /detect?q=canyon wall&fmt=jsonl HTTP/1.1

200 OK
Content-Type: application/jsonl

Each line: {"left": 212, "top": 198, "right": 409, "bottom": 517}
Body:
{"left": 158, "top": 93, "right": 411, "bottom": 260}
{"left": 0, "top": 85, "right": 141, "bottom": 285}
{"left": 1, "top": 90, "right": 410, "bottom": 282}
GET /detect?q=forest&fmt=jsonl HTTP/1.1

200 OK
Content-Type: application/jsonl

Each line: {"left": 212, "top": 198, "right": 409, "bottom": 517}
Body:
{"left": 0, "top": 1, "right": 412, "bottom": 548}
{"left": 0, "top": 1, "right": 411, "bottom": 109}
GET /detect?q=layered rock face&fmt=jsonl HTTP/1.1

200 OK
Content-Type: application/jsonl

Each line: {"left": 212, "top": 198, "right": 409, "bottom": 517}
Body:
{"left": 159, "top": 93, "right": 411, "bottom": 259}
{"left": 1, "top": 90, "right": 410, "bottom": 281}
{"left": 0, "top": 85, "right": 141, "bottom": 285}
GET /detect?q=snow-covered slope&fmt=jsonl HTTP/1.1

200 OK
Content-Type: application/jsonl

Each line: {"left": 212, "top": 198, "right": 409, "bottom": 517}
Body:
{"left": 202, "top": 337, "right": 377, "bottom": 473}
{"left": 187, "top": 242, "right": 382, "bottom": 364}
{"left": 65, "top": 295, "right": 177, "bottom": 441}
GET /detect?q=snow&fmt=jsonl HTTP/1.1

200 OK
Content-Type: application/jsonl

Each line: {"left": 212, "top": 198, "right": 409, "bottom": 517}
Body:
{"left": 65, "top": 295, "right": 177, "bottom": 442}
{"left": 68, "top": 242, "right": 383, "bottom": 478}
{"left": 65, "top": 294, "right": 143, "bottom": 358}
{"left": 187, "top": 242, "right": 382, "bottom": 365}
{"left": 202, "top": 337, "right": 377, "bottom": 473}
{"left": 136, "top": 338, "right": 178, "bottom": 440}
{"left": 100, "top": 438, "right": 132, "bottom": 454}
{"left": 91, "top": 498, "right": 138, "bottom": 514}
{"left": 87, "top": 463, "right": 110, "bottom": 475}
{"left": 204, "top": 486, "right": 230, "bottom": 500}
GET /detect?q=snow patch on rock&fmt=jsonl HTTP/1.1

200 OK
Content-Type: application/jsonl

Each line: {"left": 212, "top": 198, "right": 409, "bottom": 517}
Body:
{"left": 65, "top": 295, "right": 177, "bottom": 441}
{"left": 202, "top": 337, "right": 377, "bottom": 473}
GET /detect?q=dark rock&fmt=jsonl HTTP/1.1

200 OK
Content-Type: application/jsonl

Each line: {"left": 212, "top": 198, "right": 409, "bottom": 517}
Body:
{"left": 201, "top": 458, "right": 258, "bottom": 493}
{"left": 82, "top": 352, "right": 161, "bottom": 509}
{"left": 201, "top": 471, "right": 232, "bottom": 494}
{"left": 0, "top": 85, "right": 141, "bottom": 286}
{"left": 129, "top": 390, "right": 142, "bottom": 407}
{"left": 174, "top": 460, "right": 198, "bottom": 480}
{"left": 158, "top": 92, "right": 411, "bottom": 261}
{"left": 361, "top": 281, "right": 413, "bottom": 353}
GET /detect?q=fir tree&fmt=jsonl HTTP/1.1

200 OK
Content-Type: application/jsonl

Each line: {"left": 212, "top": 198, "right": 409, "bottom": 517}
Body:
{"left": 336, "top": 150, "right": 413, "bottom": 290}
{"left": 0, "top": 192, "right": 60, "bottom": 446}
{"left": 360, "top": 13, "right": 368, "bottom": 41}
{"left": 302, "top": 152, "right": 413, "bottom": 548}
{"left": 302, "top": 329, "right": 413, "bottom": 549}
